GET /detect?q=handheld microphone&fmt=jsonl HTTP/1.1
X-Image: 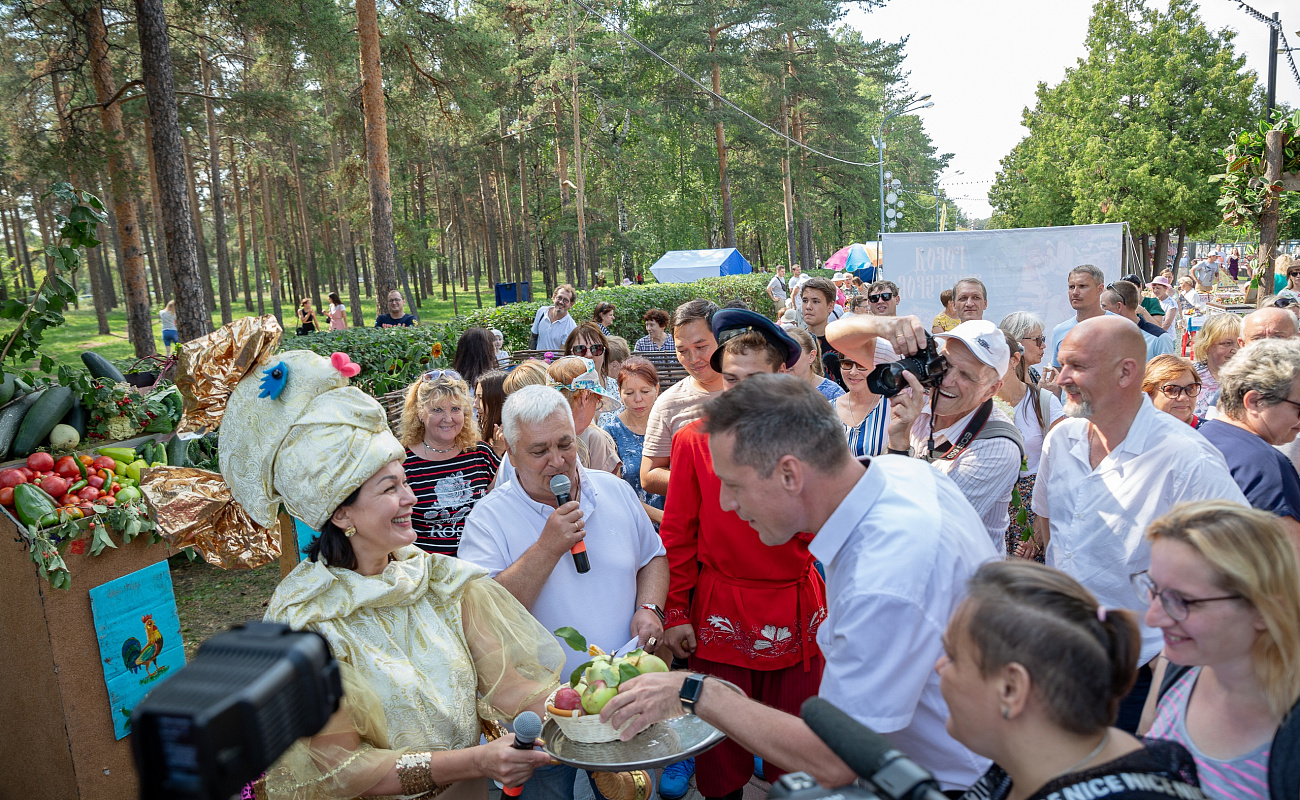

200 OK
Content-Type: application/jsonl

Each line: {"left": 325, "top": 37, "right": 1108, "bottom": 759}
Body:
{"left": 549, "top": 474, "right": 590, "bottom": 574}
{"left": 801, "top": 697, "right": 948, "bottom": 800}
{"left": 502, "top": 711, "right": 543, "bottom": 797}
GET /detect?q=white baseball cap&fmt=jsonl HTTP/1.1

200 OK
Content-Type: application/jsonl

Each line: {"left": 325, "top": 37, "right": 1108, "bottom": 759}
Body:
{"left": 935, "top": 319, "right": 1010, "bottom": 376}
{"left": 832, "top": 272, "right": 846, "bottom": 282}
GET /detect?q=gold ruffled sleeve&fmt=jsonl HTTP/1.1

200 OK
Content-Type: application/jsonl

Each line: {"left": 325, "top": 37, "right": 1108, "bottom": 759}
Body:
{"left": 262, "top": 662, "right": 405, "bottom": 800}
{"left": 462, "top": 576, "right": 565, "bottom": 722}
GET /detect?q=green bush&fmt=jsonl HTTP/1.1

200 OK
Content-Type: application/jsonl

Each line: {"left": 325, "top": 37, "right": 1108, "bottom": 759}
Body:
{"left": 280, "top": 274, "right": 772, "bottom": 398}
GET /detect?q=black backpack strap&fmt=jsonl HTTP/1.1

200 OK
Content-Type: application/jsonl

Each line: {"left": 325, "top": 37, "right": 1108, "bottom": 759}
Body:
{"left": 972, "top": 420, "right": 1025, "bottom": 462}
{"left": 1270, "top": 699, "right": 1300, "bottom": 800}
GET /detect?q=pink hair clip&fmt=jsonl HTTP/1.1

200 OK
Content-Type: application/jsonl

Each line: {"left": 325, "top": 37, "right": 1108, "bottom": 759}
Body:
{"left": 1096, "top": 605, "right": 1108, "bottom": 622}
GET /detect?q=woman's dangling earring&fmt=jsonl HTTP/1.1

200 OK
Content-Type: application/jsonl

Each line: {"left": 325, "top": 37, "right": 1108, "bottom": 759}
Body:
{"left": 344, "top": 526, "right": 356, "bottom": 538}
{"left": 1001, "top": 707, "right": 1010, "bottom": 720}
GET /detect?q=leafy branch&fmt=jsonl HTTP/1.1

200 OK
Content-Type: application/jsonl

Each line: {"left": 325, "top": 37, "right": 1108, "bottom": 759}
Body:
{"left": 1211, "top": 109, "right": 1300, "bottom": 229}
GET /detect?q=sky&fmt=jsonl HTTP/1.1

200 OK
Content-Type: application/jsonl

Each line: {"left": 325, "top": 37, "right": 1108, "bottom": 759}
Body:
{"left": 841, "top": 0, "right": 1300, "bottom": 220}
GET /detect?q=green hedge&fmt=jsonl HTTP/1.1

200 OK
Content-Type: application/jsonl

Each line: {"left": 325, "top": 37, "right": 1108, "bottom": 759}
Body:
{"left": 277, "top": 274, "right": 773, "bottom": 396}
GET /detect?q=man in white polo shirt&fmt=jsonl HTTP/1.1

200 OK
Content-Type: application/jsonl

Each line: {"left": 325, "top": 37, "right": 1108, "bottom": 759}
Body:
{"left": 530, "top": 284, "right": 578, "bottom": 351}
{"left": 1030, "top": 315, "right": 1246, "bottom": 732}
{"left": 601, "top": 371, "right": 998, "bottom": 794}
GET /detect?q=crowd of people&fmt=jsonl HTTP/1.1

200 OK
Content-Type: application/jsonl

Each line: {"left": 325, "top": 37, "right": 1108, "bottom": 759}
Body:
{"left": 193, "top": 258, "right": 1300, "bottom": 800}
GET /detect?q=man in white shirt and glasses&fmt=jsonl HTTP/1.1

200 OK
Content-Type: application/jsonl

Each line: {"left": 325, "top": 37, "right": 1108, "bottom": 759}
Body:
{"left": 1029, "top": 315, "right": 1246, "bottom": 732}
{"left": 600, "top": 368, "right": 998, "bottom": 796}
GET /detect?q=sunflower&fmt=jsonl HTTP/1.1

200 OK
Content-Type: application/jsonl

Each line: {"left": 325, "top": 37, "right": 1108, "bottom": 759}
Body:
{"left": 431, "top": 342, "right": 443, "bottom": 359}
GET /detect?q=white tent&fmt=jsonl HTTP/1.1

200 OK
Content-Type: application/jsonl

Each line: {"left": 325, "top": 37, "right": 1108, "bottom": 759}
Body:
{"left": 648, "top": 248, "right": 753, "bottom": 283}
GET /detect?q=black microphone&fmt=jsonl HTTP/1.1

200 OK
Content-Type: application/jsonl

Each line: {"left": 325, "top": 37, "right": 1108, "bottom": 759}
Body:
{"left": 801, "top": 697, "right": 948, "bottom": 800}
{"left": 501, "top": 711, "right": 542, "bottom": 797}
{"left": 549, "top": 474, "right": 590, "bottom": 573}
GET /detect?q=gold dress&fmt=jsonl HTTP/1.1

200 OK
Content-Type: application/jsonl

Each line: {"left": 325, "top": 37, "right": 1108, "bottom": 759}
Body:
{"left": 260, "top": 546, "right": 563, "bottom": 800}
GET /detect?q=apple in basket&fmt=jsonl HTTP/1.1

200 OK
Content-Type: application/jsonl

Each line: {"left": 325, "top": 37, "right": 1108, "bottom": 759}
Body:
{"left": 547, "top": 627, "right": 670, "bottom": 719}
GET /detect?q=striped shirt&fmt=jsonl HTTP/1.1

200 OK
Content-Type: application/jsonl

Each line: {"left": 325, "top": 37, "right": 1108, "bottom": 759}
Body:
{"left": 634, "top": 334, "right": 675, "bottom": 352}
{"left": 843, "top": 396, "right": 889, "bottom": 458}
{"left": 402, "top": 444, "right": 500, "bottom": 556}
{"left": 1148, "top": 666, "right": 1271, "bottom": 800}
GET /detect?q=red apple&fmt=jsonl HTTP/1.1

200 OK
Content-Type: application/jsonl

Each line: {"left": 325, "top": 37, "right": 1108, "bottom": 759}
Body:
{"left": 553, "top": 687, "right": 582, "bottom": 711}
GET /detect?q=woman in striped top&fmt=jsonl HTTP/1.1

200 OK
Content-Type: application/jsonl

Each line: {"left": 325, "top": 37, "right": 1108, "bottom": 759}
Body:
{"left": 833, "top": 352, "right": 888, "bottom": 457}
{"left": 399, "top": 370, "right": 501, "bottom": 556}
{"left": 1142, "top": 501, "right": 1300, "bottom": 800}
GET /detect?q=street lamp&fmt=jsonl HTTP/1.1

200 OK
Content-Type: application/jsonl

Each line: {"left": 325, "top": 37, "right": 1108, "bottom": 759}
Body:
{"left": 877, "top": 98, "right": 934, "bottom": 257}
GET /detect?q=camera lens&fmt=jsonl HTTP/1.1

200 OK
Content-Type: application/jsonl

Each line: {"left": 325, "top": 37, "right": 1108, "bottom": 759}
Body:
{"left": 866, "top": 363, "right": 906, "bottom": 397}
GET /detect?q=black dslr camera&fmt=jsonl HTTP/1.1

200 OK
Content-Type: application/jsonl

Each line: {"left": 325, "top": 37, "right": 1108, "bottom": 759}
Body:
{"left": 865, "top": 332, "right": 948, "bottom": 398}
{"left": 770, "top": 772, "right": 881, "bottom": 800}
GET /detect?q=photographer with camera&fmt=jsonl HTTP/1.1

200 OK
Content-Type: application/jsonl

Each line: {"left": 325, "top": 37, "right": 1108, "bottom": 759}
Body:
{"left": 936, "top": 560, "right": 1210, "bottom": 800}
{"left": 601, "top": 372, "right": 999, "bottom": 795}
{"left": 828, "top": 316, "right": 1023, "bottom": 556}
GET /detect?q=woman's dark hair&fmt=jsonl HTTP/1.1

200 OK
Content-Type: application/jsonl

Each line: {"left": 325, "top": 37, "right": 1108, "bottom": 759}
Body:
{"left": 305, "top": 485, "right": 363, "bottom": 569}
{"left": 453, "top": 327, "right": 498, "bottom": 393}
{"left": 593, "top": 302, "right": 615, "bottom": 322}
{"left": 642, "top": 307, "right": 670, "bottom": 328}
{"left": 962, "top": 561, "right": 1140, "bottom": 734}
{"left": 477, "top": 369, "right": 508, "bottom": 444}
{"left": 329, "top": 291, "right": 341, "bottom": 305}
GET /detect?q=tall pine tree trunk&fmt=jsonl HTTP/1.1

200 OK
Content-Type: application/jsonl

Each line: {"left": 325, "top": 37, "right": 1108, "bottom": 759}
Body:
{"left": 183, "top": 135, "right": 216, "bottom": 314}
{"left": 259, "top": 162, "right": 284, "bottom": 325}
{"left": 200, "top": 43, "right": 232, "bottom": 324}
{"left": 291, "top": 141, "right": 320, "bottom": 309}
{"left": 781, "top": 35, "right": 797, "bottom": 268}
{"left": 84, "top": 1, "right": 154, "bottom": 355}
{"left": 143, "top": 117, "right": 175, "bottom": 304}
{"left": 553, "top": 96, "right": 576, "bottom": 287}
{"left": 708, "top": 28, "right": 736, "bottom": 249}
{"left": 229, "top": 141, "right": 253, "bottom": 311}
{"left": 325, "top": 97, "right": 363, "bottom": 327}
{"left": 355, "top": 0, "right": 399, "bottom": 314}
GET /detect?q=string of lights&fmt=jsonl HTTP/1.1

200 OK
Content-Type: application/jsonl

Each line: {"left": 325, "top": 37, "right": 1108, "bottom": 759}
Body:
{"left": 1229, "top": 1, "right": 1300, "bottom": 91}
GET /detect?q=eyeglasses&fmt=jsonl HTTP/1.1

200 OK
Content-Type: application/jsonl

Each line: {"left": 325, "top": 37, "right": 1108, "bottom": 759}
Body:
{"left": 1131, "top": 572, "right": 1242, "bottom": 621}
{"left": 554, "top": 294, "right": 573, "bottom": 305}
{"left": 1280, "top": 398, "right": 1300, "bottom": 416}
{"left": 838, "top": 359, "right": 870, "bottom": 372}
{"left": 1158, "top": 383, "right": 1201, "bottom": 399}
{"left": 867, "top": 292, "right": 895, "bottom": 303}
{"left": 421, "top": 369, "right": 464, "bottom": 383}
{"left": 1020, "top": 335, "right": 1046, "bottom": 347}
{"left": 570, "top": 343, "right": 606, "bottom": 357}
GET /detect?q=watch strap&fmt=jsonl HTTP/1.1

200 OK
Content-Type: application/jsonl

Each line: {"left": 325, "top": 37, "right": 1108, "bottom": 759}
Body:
{"left": 679, "top": 673, "right": 707, "bottom": 715}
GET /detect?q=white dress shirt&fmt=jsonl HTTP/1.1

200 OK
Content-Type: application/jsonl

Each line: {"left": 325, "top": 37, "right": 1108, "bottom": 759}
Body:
{"left": 1032, "top": 397, "right": 1248, "bottom": 665}
{"left": 460, "top": 465, "right": 666, "bottom": 675}
{"left": 909, "top": 404, "right": 1022, "bottom": 556}
{"left": 811, "top": 455, "right": 997, "bottom": 792}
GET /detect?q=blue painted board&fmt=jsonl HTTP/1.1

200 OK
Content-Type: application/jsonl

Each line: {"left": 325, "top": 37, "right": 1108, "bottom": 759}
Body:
{"left": 88, "top": 560, "right": 186, "bottom": 739}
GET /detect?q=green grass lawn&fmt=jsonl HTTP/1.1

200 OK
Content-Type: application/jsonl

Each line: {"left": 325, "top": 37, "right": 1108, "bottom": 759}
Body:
{"left": 0, "top": 277, "right": 521, "bottom": 370}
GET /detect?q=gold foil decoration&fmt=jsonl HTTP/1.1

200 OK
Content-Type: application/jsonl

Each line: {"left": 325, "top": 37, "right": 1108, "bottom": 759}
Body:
{"left": 141, "top": 466, "right": 282, "bottom": 569}
{"left": 177, "top": 315, "right": 283, "bottom": 435}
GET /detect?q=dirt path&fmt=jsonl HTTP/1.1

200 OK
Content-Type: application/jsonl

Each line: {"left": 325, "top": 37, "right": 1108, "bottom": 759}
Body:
{"left": 170, "top": 554, "right": 282, "bottom": 659}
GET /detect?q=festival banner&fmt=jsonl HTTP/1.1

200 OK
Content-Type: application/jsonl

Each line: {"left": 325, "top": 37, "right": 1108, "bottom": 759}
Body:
{"left": 88, "top": 560, "right": 186, "bottom": 739}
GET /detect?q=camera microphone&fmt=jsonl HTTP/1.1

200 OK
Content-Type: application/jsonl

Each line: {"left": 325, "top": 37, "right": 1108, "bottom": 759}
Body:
{"left": 801, "top": 697, "right": 948, "bottom": 800}
{"left": 549, "top": 474, "right": 590, "bottom": 573}
{"left": 501, "top": 711, "right": 543, "bottom": 797}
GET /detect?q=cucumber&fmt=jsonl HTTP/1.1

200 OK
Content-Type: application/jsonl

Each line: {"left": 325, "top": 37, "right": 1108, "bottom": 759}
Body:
{"left": 59, "top": 401, "right": 87, "bottom": 438}
{"left": 81, "top": 351, "right": 127, "bottom": 384}
{"left": 166, "top": 435, "right": 189, "bottom": 468}
{"left": 13, "top": 386, "right": 75, "bottom": 458}
{"left": 12, "top": 376, "right": 31, "bottom": 397}
{"left": 0, "top": 390, "right": 43, "bottom": 461}
{"left": 0, "top": 374, "right": 15, "bottom": 406}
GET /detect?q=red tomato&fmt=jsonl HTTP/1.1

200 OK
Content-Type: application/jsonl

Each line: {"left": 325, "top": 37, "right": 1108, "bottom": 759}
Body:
{"left": 0, "top": 487, "right": 13, "bottom": 507}
{"left": 40, "top": 476, "right": 69, "bottom": 500}
{"left": 111, "top": 483, "right": 120, "bottom": 494}
{"left": 0, "top": 469, "right": 26, "bottom": 488}
{"left": 91, "top": 456, "right": 117, "bottom": 472}
{"left": 100, "top": 496, "right": 115, "bottom": 507}
{"left": 77, "top": 503, "right": 94, "bottom": 515}
{"left": 54, "top": 456, "right": 80, "bottom": 478}
{"left": 26, "top": 452, "right": 54, "bottom": 472}
{"left": 18, "top": 468, "right": 34, "bottom": 480}
{"left": 87, "top": 476, "right": 105, "bottom": 489}
{"left": 77, "top": 486, "right": 100, "bottom": 502}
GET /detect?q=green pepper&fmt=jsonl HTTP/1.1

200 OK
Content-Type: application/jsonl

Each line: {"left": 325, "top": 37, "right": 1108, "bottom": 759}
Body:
{"left": 14, "top": 483, "right": 58, "bottom": 528}
{"left": 68, "top": 480, "right": 87, "bottom": 494}
{"left": 38, "top": 512, "right": 58, "bottom": 528}
{"left": 75, "top": 457, "right": 87, "bottom": 481}
{"left": 98, "top": 447, "right": 138, "bottom": 463}
{"left": 115, "top": 486, "right": 141, "bottom": 504}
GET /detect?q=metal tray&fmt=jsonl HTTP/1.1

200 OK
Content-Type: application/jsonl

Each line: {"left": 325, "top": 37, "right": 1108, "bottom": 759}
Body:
{"left": 540, "top": 680, "right": 737, "bottom": 771}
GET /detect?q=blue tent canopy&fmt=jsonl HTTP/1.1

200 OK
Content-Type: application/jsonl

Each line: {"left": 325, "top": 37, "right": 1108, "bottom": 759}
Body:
{"left": 648, "top": 248, "right": 753, "bottom": 284}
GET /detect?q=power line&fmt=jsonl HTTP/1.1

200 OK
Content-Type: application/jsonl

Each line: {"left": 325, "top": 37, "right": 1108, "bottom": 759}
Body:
{"left": 1228, "top": 1, "right": 1300, "bottom": 91}
{"left": 567, "top": 0, "right": 885, "bottom": 168}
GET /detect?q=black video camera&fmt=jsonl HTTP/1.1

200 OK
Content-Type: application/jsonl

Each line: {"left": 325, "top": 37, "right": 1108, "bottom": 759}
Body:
{"left": 866, "top": 332, "right": 948, "bottom": 398}
{"left": 131, "top": 621, "right": 343, "bottom": 800}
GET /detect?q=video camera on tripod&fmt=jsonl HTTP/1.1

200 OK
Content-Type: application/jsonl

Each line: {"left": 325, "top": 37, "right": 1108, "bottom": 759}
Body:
{"left": 768, "top": 698, "right": 950, "bottom": 800}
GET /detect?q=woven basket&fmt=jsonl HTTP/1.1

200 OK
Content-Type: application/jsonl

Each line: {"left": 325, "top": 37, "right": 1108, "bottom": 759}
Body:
{"left": 545, "top": 687, "right": 630, "bottom": 744}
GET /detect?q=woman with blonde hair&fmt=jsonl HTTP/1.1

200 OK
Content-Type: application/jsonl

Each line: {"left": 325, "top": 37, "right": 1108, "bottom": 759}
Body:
{"left": 1192, "top": 314, "right": 1242, "bottom": 417}
{"left": 1142, "top": 355, "right": 1203, "bottom": 428}
{"left": 503, "top": 359, "right": 549, "bottom": 395}
{"left": 787, "top": 327, "right": 844, "bottom": 401}
{"left": 400, "top": 370, "right": 500, "bottom": 556}
{"left": 1141, "top": 501, "right": 1300, "bottom": 800}
{"left": 547, "top": 356, "right": 622, "bottom": 475}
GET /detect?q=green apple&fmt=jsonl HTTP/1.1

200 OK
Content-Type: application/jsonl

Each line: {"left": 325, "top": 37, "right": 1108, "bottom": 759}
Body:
{"left": 581, "top": 680, "right": 619, "bottom": 713}
{"left": 635, "top": 654, "right": 669, "bottom": 674}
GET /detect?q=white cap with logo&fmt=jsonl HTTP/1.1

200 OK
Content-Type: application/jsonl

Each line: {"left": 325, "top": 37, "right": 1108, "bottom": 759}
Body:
{"left": 935, "top": 319, "right": 1010, "bottom": 376}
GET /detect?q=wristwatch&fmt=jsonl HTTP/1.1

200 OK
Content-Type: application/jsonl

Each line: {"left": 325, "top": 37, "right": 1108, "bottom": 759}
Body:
{"left": 639, "top": 603, "right": 665, "bottom": 624}
{"left": 679, "top": 673, "right": 708, "bottom": 715}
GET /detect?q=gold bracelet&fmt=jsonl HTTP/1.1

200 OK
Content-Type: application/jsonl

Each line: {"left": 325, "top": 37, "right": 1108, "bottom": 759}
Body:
{"left": 396, "top": 751, "right": 449, "bottom": 798}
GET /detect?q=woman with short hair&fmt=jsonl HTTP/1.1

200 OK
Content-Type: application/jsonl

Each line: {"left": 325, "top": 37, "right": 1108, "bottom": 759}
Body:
{"left": 592, "top": 302, "right": 616, "bottom": 336}
{"left": 1143, "top": 355, "right": 1202, "bottom": 428}
{"left": 1142, "top": 501, "right": 1300, "bottom": 800}
{"left": 400, "top": 370, "right": 501, "bottom": 556}
{"left": 635, "top": 308, "right": 674, "bottom": 352}
{"left": 787, "top": 327, "right": 844, "bottom": 402}
{"left": 832, "top": 350, "right": 889, "bottom": 458}
{"left": 998, "top": 331, "right": 1062, "bottom": 560}
{"left": 564, "top": 322, "right": 623, "bottom": 423}
{"left": 999, "top": 312, "right": 1047, "bottom": 382}
{"left": 1191, "top": 314, "right": 1242, "bottom": 417}
{"left": 1196, "top": 339, "right": 1300, "bottom": 543}
{"left": 939, "top": 561, "right": 1210, "bottom": 800}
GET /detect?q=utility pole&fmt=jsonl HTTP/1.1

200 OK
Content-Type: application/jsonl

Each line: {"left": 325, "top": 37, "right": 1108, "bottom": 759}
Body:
{"left": 1266, "top": 12, "right": 1278, "bottom": 115}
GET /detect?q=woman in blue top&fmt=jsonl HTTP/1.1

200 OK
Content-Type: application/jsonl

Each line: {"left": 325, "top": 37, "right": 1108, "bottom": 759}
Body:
{"left": 832, "top": 351, "right": 889, "bottom": 458}
{"left": 600, "top": 357, "right": 665, "bottom": 525}
{"left": 788, "top": 327, "right": 844, "bottom": 402}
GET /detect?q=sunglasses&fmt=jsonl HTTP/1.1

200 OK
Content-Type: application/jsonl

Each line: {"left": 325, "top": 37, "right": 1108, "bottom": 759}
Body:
{"left": 1158, "top": 383, "right": 1200, "bottom": 399}
{"left": 838, "top": 359, "right": 870, "bottom": 372}
{"left": 1288, "top": 271, "right": 1300, "bottom": 278}
{"left": 422, "top": 369, "right": 464, "bottom": 383}
{"left": 867, "top": 292, "right": 895, "bottom": 303}
{"left": 570, "top": 343, "right": 606, "bottom": 357}
{"left": 1274, "top": 297, "right": 1298, "bottom": 309}
{"left": 1020, "top": 335, "right": 1046, "bottom": 347}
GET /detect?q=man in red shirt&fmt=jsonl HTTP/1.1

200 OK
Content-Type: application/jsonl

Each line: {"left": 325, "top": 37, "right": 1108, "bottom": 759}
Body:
{"left": 661, "top": 309, "right": 826, "bottom": 800}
